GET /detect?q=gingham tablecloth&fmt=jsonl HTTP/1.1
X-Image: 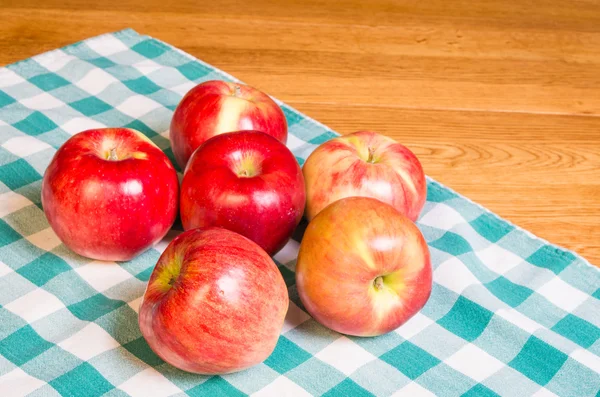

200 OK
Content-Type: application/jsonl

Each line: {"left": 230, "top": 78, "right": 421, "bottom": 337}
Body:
{"left": 0, "top": 29, "right": 598, "bottom": 397}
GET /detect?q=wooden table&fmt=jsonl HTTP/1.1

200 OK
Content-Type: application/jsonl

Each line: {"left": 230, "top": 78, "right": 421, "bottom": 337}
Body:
{"left": 1, "top": 1, "right": 598, "bottom": 265}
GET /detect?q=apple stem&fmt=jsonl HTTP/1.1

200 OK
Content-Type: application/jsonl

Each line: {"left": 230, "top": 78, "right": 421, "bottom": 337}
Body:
{"left": 233, "top": 85, "right": 241, "bottom": 97}
{"left": 367, "top": 147, "right": 376, "bottom": 163}
{"left": 108, "top": 148, "right": 118, "bottom": 161}
{"left": 374, "top": 276, "right": 385, "bottom": 290}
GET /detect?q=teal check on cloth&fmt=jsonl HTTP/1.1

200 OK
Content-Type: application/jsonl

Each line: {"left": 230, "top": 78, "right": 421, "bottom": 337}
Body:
{"left": 0, "top": 29, "right": 598, "bottom": 397}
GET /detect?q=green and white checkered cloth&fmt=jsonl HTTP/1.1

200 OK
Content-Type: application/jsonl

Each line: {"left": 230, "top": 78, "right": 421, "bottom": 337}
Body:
{"left": 0, "top": 29, "right": 598, "bottom": 397}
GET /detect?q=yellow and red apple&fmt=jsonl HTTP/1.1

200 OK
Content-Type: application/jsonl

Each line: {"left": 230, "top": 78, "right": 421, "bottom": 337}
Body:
{"left": 295, "top": 197, "right": 432, "bottom": 337}
{"left": 180, "top": 130, "right": 305, "bottom": 255}
{"left": 303, "top": 130, "right": 426, "bottom": 221}
{"left": 138, "top": 227, "right": 289, "bottom": 374}
{"left": 170, "top": 80, "right": 287, "bottom": 168}
{"left": 41, "top": 128, "right": 179, "bottom": 261}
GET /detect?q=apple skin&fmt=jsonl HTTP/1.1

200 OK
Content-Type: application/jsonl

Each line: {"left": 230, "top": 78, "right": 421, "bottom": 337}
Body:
{"left": 138, "top": 227, "right": 289, "bottom": 374}
{"left": 295, "top": 197, "right": 431, "bottom": 337}
{"left": 180, "top": 130, "right": 305, "bottom": 255}
{"left": 303, "top": 130, "right": 426, "bottom": 222}
{"left": 170, "top": 80, "right": 288, "bottom": 168}
{"left": 41, "top": 128, "right": 179, "bottom": 262}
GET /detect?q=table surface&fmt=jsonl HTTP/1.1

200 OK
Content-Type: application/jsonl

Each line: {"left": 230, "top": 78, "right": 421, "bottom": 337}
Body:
{"left": 1, "top": 0, "right": 598, "bottom": 265}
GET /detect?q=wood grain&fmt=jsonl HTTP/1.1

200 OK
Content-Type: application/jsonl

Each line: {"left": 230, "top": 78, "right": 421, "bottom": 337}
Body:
{"left": 0, "top": 1, "right": 598, "bottom": 264}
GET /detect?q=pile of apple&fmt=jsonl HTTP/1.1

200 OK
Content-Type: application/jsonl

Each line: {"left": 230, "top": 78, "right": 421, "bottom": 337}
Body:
{"left": 41, "top": 80, "right": 432, "bottom": 375}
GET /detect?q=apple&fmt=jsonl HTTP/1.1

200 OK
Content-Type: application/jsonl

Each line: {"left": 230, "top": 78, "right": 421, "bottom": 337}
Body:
{"left": 139, "top": 227, "right": 289, "bottom": 374}
{"left": 170, "top": 80, "right": 288, "bottom": 168}
{"left": 41, "top": 128, "right": 179, "bottom": 261}
{"left": 302, "top": 130, "right": 426, "bottom": 222}
{"left": 180, "top": 130, "right": 305, "bottom": 255}
{"left": 295, "top": 196, "right": 431, "bottom": 337}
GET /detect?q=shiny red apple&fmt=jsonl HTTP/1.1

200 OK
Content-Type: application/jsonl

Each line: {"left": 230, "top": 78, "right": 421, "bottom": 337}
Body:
{"left": 41, "top": 128, "right": 179, "bottom": 261}
{"left": 295, "top": 197, "right": 432, "bottom": 337}
{"left": 180, "top": 130, "right": 305, "bottom": 255}
{"left": 139, "top": 227, "right": 289, "bottom": 374}
{"left": 303, "top": 130, "right": 426, "bottom": 221}
{"left": 170, "top": 80, "right": 287, "bottom": 168}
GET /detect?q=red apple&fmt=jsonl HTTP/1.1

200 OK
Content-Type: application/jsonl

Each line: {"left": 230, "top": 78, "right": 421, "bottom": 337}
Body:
{"left": 170, "top": 80, "right": 287, "bottom": 168}
{"left": 41, "top": 128, "right": 179, "bottom": 261}
{"left": 139, "top": 227, "right": 289, "bottom": 374}
{"left": 180, "top": 130, "right": 305, "bottom": 255}
{"left": 295, "top": 197, "right": 431, "bottom": 337}
{"left": 303, "top": 130, "right": 426, "bottom": 222}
